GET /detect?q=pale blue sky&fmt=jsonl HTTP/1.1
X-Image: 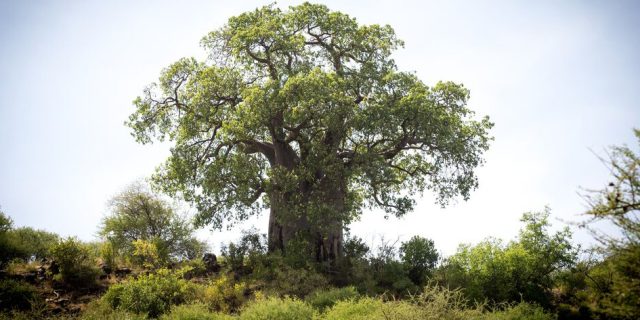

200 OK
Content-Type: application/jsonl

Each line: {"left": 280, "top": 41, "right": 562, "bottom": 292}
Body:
{"left": 1, "top": 0, "right": 638, "bottom": 255}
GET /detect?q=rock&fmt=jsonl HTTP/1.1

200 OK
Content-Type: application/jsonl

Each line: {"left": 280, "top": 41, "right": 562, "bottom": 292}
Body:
{"left": 114, "top": 267, "right": 132, "bottom": 277}
{"left": 48, "top": 260, "right": 60, "bottom": 275}
{"left": 202, "top": 253, "right": 220, "bottom": 273}
{"left": 99, "top": 263, "right": 112, "bottom": 275}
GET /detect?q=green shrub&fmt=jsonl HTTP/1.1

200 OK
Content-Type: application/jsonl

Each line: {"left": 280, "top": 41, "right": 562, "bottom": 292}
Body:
{"left": 183, "top": 258, "right": 208, "bottom": 278}
{"left": 305, "top": 286, "right": 359, "bottom": 312}
{"left": 343, "top": 236, "right": 370, "bottom": 261}
{"left": 99, "top": 241, "right": 117, "bottom": 269}
{"left": 9, "top": 227, "right": 60, "bottom": 262}
{"left": 399, "top": 236, "right": 439, "bottom": 286}
{"left": 239, "top": 297, "right": 314, "bottom": 320}
{"left": 0, "top": 279, "right": 40, "bottom": 311}
{"left": 50, "top": 237, "right": 100, "bottom": 288}
{"left": 132, "top": 238, "right": 162, "bottom": 269}
{"left": 100, "top": 182, "right": 207, "bottom": 267}
{"left": 0, "top": 211, "right": 18, "bottom": 267}
{"left": 373, "top": 259, "right": 417, "bottom": 296}
{"left": 479, "top": 302, "right": 555, "bottom": 320}
{"left": 266, "top": 265, "right": 329, "bottom": 298}
{"left": 160, "top": 303, "right": 234, "bottom": 320}
{"left": 80, "top": 299, "right": 147, "bottom": 320}
{"left": 252, "top": 254, "right": 329, "bottom": 298}
{"left": 198, "top": 274, "right": 247, "bottom": 313}
{"left": 407, "top": 285, "right": 484, "bottom": 319}
{"left": 323, "top": 292, "right": 482, "bottom": 320}
{"left": 102, "top": 268, "right": 199, "bottom": 318}
{"left": 438, "top": 210, "right": 577, "bottom": 307}
{"left": 221, "top": 229, "right": 267, "bottom": 274}
{"left": 322, "top": 298, "right": 424, "bottom": 320}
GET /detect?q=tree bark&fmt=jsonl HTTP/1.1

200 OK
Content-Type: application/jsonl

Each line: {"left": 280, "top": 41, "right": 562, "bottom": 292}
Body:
{"left": 267, "top": 181, "right": 345, "bottom": 263}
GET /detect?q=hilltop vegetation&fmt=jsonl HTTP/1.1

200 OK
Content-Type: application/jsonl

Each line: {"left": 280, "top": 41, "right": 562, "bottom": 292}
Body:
{"left": 1, "top": 2, "right": 638, "bottom": 319}
{"left": 1, "top": 161, "right": 639, "bottom": 319}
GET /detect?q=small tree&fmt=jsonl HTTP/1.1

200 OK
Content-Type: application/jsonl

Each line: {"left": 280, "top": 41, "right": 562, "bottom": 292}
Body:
{"left": 9, "top": 227, "right": 59, "bottom": 262}
{"left": 579, "top": 129, "right": 640, "bottom": 319}
{"left": 400, "top": 236, "right": 439, "bottom": 286}
{"left": 100, "top": 182, "right": 206, "bottom": 267}
{"left": 581, "top": 129, "right": 640, "bottom": 247}
{"left": 439, "top": 209, "right": 577, "bottom": 307}
{"left": 0, "top": 209, "right": 15, "bottom": 267}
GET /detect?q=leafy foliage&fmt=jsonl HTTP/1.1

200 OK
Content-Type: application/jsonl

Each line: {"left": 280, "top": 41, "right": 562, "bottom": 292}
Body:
{"left": 438, "top": 209, "right": 577, "bottom": 307}
{"left": 476, "top": 303, "right": 555, "bottom": 320}
{"left": 50, "top": 237, "right": 100, "bottom": 288}
{"left": 8, "top": 227, "right": 59, "bottom": 262}
{"left": 102, "top": 268, "right": 199, "bottom": 318}
{"left": 400, "top": 236, "right": 439, "bottom": 285}
{"left": 80, "top": 300, "right": 147, "bottom": 320}
{"left": 0, "top": 279, "right": 40, "bottom": 312}
{"left": 220, "top": 229, "right": 267, "bottom": 274}
{"left": 126, "top": 3, "right": 492, "bottom": 256}
{"left": 0, "top": 210, "right": 16, "bottom": 267}
{"left": 575, "top": 129, "right": 640, "bottom": 319}
{"left": 239, "top": 297, "right": 314, "bottom": 320}
{"left": 259, "top": 260, "right": 329, "bottom": 298}
{"left": 160, "top": 303, "right": 234, "bottom": 320}
{"left": 199, "top": 274, "right": 247, "bottom": 313}
{"left": 100, "top": 182, "right": 206, "bottom": 267}
{"left": 305, "top": 286, "right": 359, "bottom": 312}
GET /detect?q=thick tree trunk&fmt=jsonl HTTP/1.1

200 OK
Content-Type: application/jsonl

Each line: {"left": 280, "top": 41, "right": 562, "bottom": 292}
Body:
{"left": 267, "top": 181, "right": 345, "bottom": 262}
{"left": 266, "top": 134, "right": 345, "bottom": 262}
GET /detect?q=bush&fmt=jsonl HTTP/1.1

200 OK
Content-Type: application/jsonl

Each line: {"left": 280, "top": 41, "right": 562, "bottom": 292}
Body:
{"left": 239, "top": 297, "right": 314, "bottom": 320}
{"left": 102, "top": 268, "right": 199, "bottom": 318}
{"left": 264, "top": 264, "right": 329, "bottom": 298}
{"left": 323, "top": 291, "right": 484, "bottom": 320}
{"left": 183, "top": 258, "right": 208, "bottom": 278}
{"left": 0, "top": 211, "right": 18, "bottom": 267}
{"left": 322, "top": 298, "right": 424, "bottom": 320}
{"left": 160, "top": 303, "right": 234, "bottom": 320}
{"left": 407, "top": 285, "right": 483, "bottom": 319}
{"left": 250, "top": 253, "right": 328, "bottom": 298}
{"left": 343, "top": 236, "right": 370, "bottom": 261}
{"left": 199, "top": 274, "right": 247, "bottom": 313}
{"left": 50, "top": 237, "right": 100, "bottom": 288}
{"left": 80, "top": 299, "right": 147, "bottom": 320}
{"left": 479, "top": 302, "right": 555, "bottom": 320}
{"left": 1, "top": 211, "right": 60, "bottom": 266}
{"left": 0, "top": 279, "right": 40, "bottom": 311}
{"left": 438, "top": 210, "right": 577, "bottom": 307}
{"left": 99, "top": 241, "right": 116, "bottom": 269}
{"left": 101, "top": 182, "right": 206, "bottom": 267}
{"left": 132, "top": 238, "right": 161, "bottom": 269}
{"left": 221, "top": 229, "right": 267, "bottom": 274}
{"left": 399, "top": 236, "right": 439, "bottom": 286}
{"left": 373, "top": 259, "right": 417, "bottom": 296}
{"left": 306, "top": 286, "right": 359, "bottom": 312}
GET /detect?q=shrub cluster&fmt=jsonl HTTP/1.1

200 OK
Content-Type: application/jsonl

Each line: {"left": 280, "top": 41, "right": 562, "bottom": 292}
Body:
{"left": 198, "top": 274, "right": 247, "bottom": 313}
{"left": 50, "top": 237, "right": 100, "bottom": 288}
{"left": 305, "top": 286, "right": 359, "bottom": 312}
{"left": 102, "top": 268, "right": 199, "bottom": 318}
{"left": 0, "top": 279, "right": 41, "bottom": 312}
